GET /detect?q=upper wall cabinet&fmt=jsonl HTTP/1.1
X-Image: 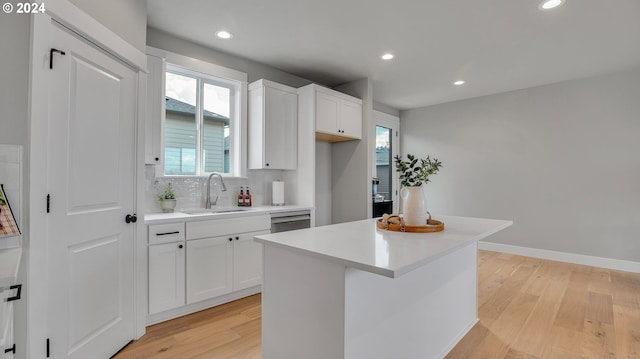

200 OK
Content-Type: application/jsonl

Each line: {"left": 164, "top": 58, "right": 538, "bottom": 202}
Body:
{"left": 299, "top": 84, "right": 362, "bottom": 143}
{"left": 145, "top": 53, "right": 164, "bottom": 165}
{"left": 248, "top": 79, "right": 298, "bottom": 170}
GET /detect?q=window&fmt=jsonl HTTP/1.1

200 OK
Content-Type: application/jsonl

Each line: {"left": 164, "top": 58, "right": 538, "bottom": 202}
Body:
{"left": 163, "top": 64, "right": 241, "bottom": 176}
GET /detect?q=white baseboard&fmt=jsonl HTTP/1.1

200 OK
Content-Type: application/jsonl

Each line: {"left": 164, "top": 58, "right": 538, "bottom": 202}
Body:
{"left": 146, "top": 285, "right": 261, "bottom": 325}
{"left": 479, "top": 241, "right": 640, "bottom": 274}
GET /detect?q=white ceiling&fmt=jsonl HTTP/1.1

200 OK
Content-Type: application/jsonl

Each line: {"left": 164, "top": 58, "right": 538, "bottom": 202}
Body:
{"left": 147, "top": 0, "right": 640, "bottom": 110}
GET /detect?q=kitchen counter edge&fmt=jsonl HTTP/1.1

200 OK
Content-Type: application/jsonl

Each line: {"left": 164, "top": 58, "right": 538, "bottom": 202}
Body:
{"left": 144, "top": 205, "right": 313, "bottom": 225}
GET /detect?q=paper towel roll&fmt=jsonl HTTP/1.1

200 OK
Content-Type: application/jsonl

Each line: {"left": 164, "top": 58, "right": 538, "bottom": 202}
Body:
{"left": 272, "top": 181, "right": 285, "bottom": 206}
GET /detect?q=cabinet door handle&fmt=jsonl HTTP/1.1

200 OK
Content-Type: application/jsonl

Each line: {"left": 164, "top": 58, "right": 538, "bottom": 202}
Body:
{"left": 228, "top": 237, "right": 233, "bottom": 242}
{"left": 156, "top": 231, "right": 180, "bottom": 236}
{"left": 4, "top": 343, "right": 15, "bottom": 354}
{"left": 178, "top": 244, "right": 183, "bottom": 249}
{"left": 235, "top": 236, "right": 239, "bottom": 240}
{"left": 6, "top": 284, "right": 22, "bottom": 302}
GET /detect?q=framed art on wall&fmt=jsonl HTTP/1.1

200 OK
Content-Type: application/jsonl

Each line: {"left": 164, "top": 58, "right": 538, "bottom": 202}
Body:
{"left": 0, "top": 184, "right": 20, "bottom": 238}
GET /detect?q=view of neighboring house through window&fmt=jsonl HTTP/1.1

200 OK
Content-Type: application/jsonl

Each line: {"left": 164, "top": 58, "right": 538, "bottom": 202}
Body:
{"left": 164, "top": 65, "right": 234, "bottom": 175}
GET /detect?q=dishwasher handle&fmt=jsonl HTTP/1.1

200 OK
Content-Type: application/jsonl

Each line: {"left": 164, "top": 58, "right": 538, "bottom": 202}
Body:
{"left": 270, "top": 215, "right": 310, "bottom": 224}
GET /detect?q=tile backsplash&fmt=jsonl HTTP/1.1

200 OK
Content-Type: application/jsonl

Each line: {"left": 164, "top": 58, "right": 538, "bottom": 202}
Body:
{"left": 144, "top": 165, "right": 288, "bottom": 213}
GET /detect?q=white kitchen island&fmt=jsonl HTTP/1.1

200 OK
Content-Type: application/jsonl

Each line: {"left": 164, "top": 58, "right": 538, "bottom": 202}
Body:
{"left": 254, "top": 215, "right": 512, "bottom": 359}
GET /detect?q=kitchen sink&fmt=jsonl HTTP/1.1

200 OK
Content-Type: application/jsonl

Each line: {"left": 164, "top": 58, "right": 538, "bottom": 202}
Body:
{"left": 216, "top": 208, "right": 250, "bottom": 213}
{"left": 181, "top": 208, "right": 250, "bottom": 215}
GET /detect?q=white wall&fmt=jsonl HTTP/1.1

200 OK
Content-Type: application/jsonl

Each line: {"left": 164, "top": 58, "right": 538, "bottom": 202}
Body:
{"left": 0, "top": 9, "right": 29, "bottom": 147}
{"left": 332, "top": 79, "right": 374, "bottom": 223}
{"left": 373, "top": 101, "right": 400, "bottom": 117}
{"left": 315, "top": 141, "right": 332, "bottom": 226}
{"left": 401, "top": 68, "right": 640, "bottom": 262}
{"left": 68, "top": 0, "right": 147, "bottom": 51}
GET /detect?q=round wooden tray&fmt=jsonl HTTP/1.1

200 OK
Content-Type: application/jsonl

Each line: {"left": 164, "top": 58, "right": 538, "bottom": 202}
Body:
{"left": 376, "top": 213, "right": 444, "bottom": 233}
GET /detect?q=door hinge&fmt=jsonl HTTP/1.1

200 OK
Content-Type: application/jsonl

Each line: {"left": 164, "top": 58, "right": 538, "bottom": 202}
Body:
{"left": 49, "top": 48, "right": 66, "bottom": 69}
{"left": 396, "top": 130, "right": 398, "bottom": 136}
{"left": 46, "top": 338, "right": 50, "bottom": 358}
{"left": 4, "top": 343, "right": 15, "bottom": 354}
{"left": 46, "top": 194, "right": 50, "bottom": 213}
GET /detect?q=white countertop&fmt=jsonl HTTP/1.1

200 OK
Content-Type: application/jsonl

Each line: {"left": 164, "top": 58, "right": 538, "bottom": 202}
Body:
{"left": 254, "top": 215, "right": 512, "bottom": 278}
{"left": 0, "top": 247, "right": 21, "bottom": 288}
{"left": 144, "top": 205, "right": 312, "bottom": 224}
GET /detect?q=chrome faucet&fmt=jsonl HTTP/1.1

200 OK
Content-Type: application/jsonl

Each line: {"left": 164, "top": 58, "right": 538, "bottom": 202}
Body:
{"left": 205, "top": 172, "right": 227, "bottom": 208}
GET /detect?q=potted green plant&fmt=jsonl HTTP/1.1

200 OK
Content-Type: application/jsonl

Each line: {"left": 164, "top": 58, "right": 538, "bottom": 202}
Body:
{"left": 394, "top": 154, "right": 442, "bottom": 225}
{"left": 158, "top": 183, "right": 177, "bottom": 213}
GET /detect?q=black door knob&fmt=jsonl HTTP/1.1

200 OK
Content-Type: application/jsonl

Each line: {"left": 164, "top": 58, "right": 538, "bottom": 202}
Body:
{"left": 125, "top": 214, "right": 137, "bottom": 223}
{"left": 228, "top": 237, "right": 233, "bottom": 242}
{"left": 178, "top": 244, "right": 183, "bottom": 249}
{"left": 235, "top": 236, "right": 239, "bottom": 240}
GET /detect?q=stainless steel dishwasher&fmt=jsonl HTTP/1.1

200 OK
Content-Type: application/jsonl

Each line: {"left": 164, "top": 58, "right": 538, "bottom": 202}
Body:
{"left": 270, "top": 210, "right": 311, "bottom": 233}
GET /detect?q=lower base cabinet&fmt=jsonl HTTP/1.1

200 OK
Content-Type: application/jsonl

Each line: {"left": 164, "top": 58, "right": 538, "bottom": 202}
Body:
{"left": 186, "top": 230, "right": 268, "bottom": 303}
{"left": 233, "top": 231, "right": 269, "bottom": 290}
{"left": 148, "top": 215, "right": 271, "bottom": 320}
{"left": 148, "top": 241, "right": 185, "bottom": 314}
{"left": 186, "top": 235, "right": 233, "bottom": 304}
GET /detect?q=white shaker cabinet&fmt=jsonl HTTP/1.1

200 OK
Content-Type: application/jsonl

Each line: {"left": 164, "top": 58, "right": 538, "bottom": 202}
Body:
{"left": 185, "top": 229, "right": 268, "bottom": 304}
{"left": 248, "top": 79, "right": 298, "bottom": 169}
{"left": 232, "top": 230, "right": 270, "bottom": 291}
{"left": 144, "top": 52, "right": 164, "bottom": 165}
{"left": 148, "top": 242, "right": 185, "bottom": 314}
{"left": 337, "top": 98, "right": 363, "bottom": 139}
{"left": 186, "top": 235, "right": 233, "bottom": 304}
{"left": 302, "top": 84, "right": 362, "bottom": 142}
{"left": 185, "top": 215, "right": 270, "bottom": 304}
{"left": 148, "top": 215, "right": 270, "bottom": 323}
{"left": 148, "top": 223, "right": 185, "bottom": 314}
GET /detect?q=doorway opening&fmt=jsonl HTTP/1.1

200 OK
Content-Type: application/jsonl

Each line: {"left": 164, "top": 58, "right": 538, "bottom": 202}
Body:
{"left": 373, "top": 111, "right": 400, "bottom": 217}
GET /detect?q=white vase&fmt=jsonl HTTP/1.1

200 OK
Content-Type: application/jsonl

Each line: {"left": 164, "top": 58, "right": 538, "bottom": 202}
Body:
{"left": 401, "top": 186, "right": 427, "bottom": 226}
{"left": 160, "top": 199, "right": 176, "bottom": 213}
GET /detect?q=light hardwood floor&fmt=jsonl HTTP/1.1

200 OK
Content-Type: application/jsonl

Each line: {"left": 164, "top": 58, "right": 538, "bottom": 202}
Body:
{"left": 114, "top": 250, "right": 640, "bottom": 359}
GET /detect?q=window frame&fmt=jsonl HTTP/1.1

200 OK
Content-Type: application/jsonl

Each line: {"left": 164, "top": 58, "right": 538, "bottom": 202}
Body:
{"left": 164, "top": 65, "right": 236, "bottom": 175}
{"left": 152, "top": 47, "right": 248, "bottom": 178}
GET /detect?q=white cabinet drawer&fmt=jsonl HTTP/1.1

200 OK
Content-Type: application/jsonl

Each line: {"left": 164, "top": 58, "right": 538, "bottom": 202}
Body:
{"left": 186, "top": 215, "right": 270, "bottom": 240}
{"left": 149, "top": 223, "right": 185, "bottom": 245}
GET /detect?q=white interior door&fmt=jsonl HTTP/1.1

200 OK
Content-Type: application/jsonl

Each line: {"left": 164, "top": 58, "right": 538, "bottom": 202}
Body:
{"left": 373, "top": 111, "right": 400, "bottom": 214}
{"left": 46, "top": 23, "right": 137, "bottom": 359}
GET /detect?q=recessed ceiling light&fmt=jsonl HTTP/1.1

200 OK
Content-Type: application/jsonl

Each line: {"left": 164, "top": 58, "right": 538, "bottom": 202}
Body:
{"left": 453, "top": 80, "right": 465, "bottom": 86}
{"left": 216, "top": 30, "right": 232, "bottom": 39}
{"left": 381, "top": 53, "right": 394, "bottom": 60}
{"left": 539, "top": 0, "right": 565, "bottom": 10}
